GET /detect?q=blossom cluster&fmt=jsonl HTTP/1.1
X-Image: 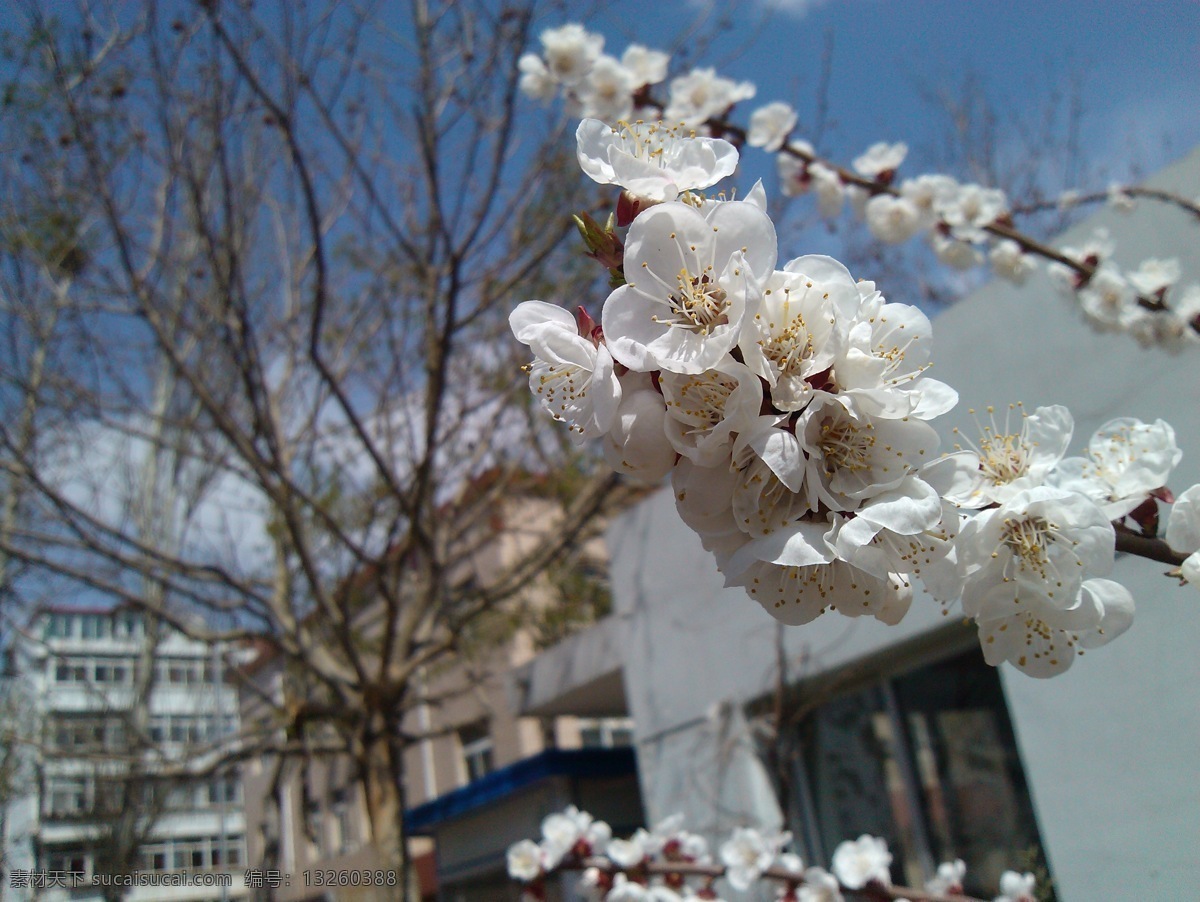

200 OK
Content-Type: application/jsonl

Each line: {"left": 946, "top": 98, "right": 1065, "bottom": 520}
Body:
{"left": 507, "top": 805, "right": 1039, "bottom": 902}
{"left": 511, "top": 116, "right": 1200, "bottom": 676}
{"left": 518, "top": 23, "right": 1200, "bottom": 352}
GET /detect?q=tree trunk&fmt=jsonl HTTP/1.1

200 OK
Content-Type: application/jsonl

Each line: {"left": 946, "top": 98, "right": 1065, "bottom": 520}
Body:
{"left": 362, "top": 726, "right": 415, "bottom": 902}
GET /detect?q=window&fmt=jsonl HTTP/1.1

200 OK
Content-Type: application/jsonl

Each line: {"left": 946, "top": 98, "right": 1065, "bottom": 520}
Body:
{"left": 788, "top": 647, "right": 1050, "bottom": 899}
{"left": 52, "top": 716, "right": 127, "bottom": 752}
{"left": 93, "top": 659, "right": 130, "bottom": 683}
{"left": 54, "top": 659, "right": 88, "bottom": 683}
{"left": 329, "top": 788, "right": 357, "bottom": 855}
{"left": 45, "top": 614, "right": 74, "bottom": 639}
{"left": 114, "top": 611, "right": 143, "bottom": 638}
{"left": 207, "top": 774, "right": 241, "bottom": 805}
{"left": 458, "top": 720, "right": 494, "bottom": 783}
{"left": 80, "top": 615, "right": 111, "bottom": 639}
{"left": 44, "top": 849, "right": 89, "bottom": 876}
{"left": 577, "top": 717, "right": 635, "bottom": 749}
{"left": 46, "top": 779, "right": 88, "bottom": 817}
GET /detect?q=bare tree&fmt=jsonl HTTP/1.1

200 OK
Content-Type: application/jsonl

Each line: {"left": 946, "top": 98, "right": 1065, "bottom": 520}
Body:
{"left": 0, "top": 0, "right": 634, "bottom": 890}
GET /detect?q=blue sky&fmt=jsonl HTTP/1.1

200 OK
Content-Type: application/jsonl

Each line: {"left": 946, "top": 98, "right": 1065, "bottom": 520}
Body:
{"left": 576, "top": 0, "right": 1200, "bottom": 188}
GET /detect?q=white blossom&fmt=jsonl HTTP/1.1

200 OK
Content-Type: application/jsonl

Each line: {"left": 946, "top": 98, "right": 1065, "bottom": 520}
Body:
{"left": 936, "top": 182, "right": 1008, "bottom": 242}
{"left": 621, "top": 44, "right": 670, "bottom": 88}
{"left": 995, "top": 870, "right": 1037, "bottom": 902}
{"left": 579, "top": 867, "right": 610, "bottom": 901}
{"left": 833, "top": 284, "right": 958, "bottom": 420}
{"left": 576, "top": 56, "right": 637, "bottom": 123}
{"left": 1048, "top": 417, "right": 1181, "bottom": 518}
{"left": 900, "top": 174, "right": 959, "bottom": 226}
{"left": 602, "top": 200, "right": 776, "bottom": 374}
{"left": 719, "top": 826, "right": 780, "bottom": 891}
{"left": 1128, "top": 301, "right": 1200, "bottom": 351}
{"left": 798, "top": 868, "right": 844, "bottom": 902}
{"left": 748, "top": 101, "right": 797, "bottom": 152}
{"left": 957, "top": 486, "right": 1115, "bottom": 623}
{"left": 738, "top": 255, "right": 849, "bottom": 411}
{"left": 1127, "top": 257, "right": 1181, "bottom": 296}
{"left": 673, "top": 456, "right": 742, "bottom": 541}
{"left": 830, "top": 478, "right": 959, "bottom": 603}
{"left": 1050, "top": 228, "right": 1115, "bottom": 291}
{"left": 830, "top": 835, "right": 892, "bottom": 889}
{"left": 930, "top": 232, "right": 983, "bottom": 270}
{"left": 731, "top": 424, "right": 810, "bottom": 538}
{"left": 539, "top": 805, "right": 611, "bottom": 868}
{"left": 852, "top": 142, "right": 907, "bottom": 179}
{"left": 518, "top": 53, "right": 556, "bottom": 101}
{"left": 1107, "top": 182, "right": 1136, "bottom": 212}
{"left": 1077, "top": 266, "right": 1137, "bottom": 330}
{"left": 776, "top": 141, "right": 815, "bottom": 197}
{"left": 539, "top": 23, "right": 604, "bottom": 86}
{"left": 725, "top": 533, "right": 912, "bottom": 626}
{"left": 506, "top": 839, "right": 544, "bottom": 882}
{"left": 606, "top": 835, "right": 648, "bottom": 869}
{"left": 925, "top": 859, "right": 966, "bottom": 895}
{"left": 510, "top": 301, "right": 621, "bottom": 442}
{"left": 798, "top": 394, "right": 940, "bottom": 510}
{"left": 989, "top": 239, "right": 1037, "bottom": 285}
{"left": 864, "top": 194, "right": 922, "bottom": 244}
{"left": 664, "top": 67, "right": 756, "bottom": 126}
{"left": 1167, "top": 485, "right": 1200, "bottom": 590}
{"left": 606, "top": 873, "right": 651, "bottom": 901}
{"left": 943, "top": 403, "right": 1073, "bottom": 507}
{"left": 576, "top": 119, "right": 739, "bottom": 202}
{"left": 810, "top": 163, "right": 846, "bottom": 218}
{"left": 976, "top": 577, "right": 1134, "bottom": 677}
{"left": 777, "top": 852, "right": 804, "bottom": 875}
{"left": 602, "top": 380, "right": 677, "bottom": 484}
{"left": 661, "top": 360, "right": 763, "bottom": 467}
{"left": 1057, "top": 188, "right": 1081, "bottom": 211}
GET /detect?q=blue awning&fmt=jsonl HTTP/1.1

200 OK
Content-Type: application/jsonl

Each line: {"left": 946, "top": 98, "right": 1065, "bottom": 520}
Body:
{"left": 405, "top": 747, "right": 637, "bottom": 833}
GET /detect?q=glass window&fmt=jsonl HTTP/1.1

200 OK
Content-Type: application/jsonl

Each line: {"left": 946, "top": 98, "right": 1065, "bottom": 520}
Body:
{"left": 789, "top": 647, "right": 1051, "bottom": 899}
{"left": 45, "top": 850, "right": 88, "bottom": 875}
{"left": 578, "top": 717, "right": 636, "bottom": 748}
{"left": 458, "top": 720, "right": 494, "bottom": 783}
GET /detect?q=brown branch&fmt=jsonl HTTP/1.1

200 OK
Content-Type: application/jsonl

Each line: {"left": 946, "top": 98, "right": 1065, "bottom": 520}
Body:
{"left": 542, "top": 856, "right": 989, "bottom": 902}
{"left": 1114, "top": 524, "right": 1189, "bottom": 567}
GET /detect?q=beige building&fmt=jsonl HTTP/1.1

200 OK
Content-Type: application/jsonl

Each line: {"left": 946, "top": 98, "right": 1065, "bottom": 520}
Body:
{"left": 236, "top": 484, "right": 642, "bottom": 902}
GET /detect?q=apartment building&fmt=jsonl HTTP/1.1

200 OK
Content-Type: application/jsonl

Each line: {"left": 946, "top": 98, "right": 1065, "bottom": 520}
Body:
{"left": 2, "top": 606, "right": 248, "bottom": 901}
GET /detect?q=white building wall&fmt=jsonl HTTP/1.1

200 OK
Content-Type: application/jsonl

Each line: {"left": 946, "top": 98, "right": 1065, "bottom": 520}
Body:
{"left": 605, "top": 147, "right": 1200, "bottom": 899}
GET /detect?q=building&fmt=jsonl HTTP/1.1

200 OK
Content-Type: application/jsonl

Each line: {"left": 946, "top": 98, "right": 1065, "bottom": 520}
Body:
{"left": 512, "top": 147, "right": 1200, "bottom": 900}
{"left": 2, "top": 606, "right": 248, "bottom": 901}
{"left": 235, "top": 485, "right": 644, "bottom": 902}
